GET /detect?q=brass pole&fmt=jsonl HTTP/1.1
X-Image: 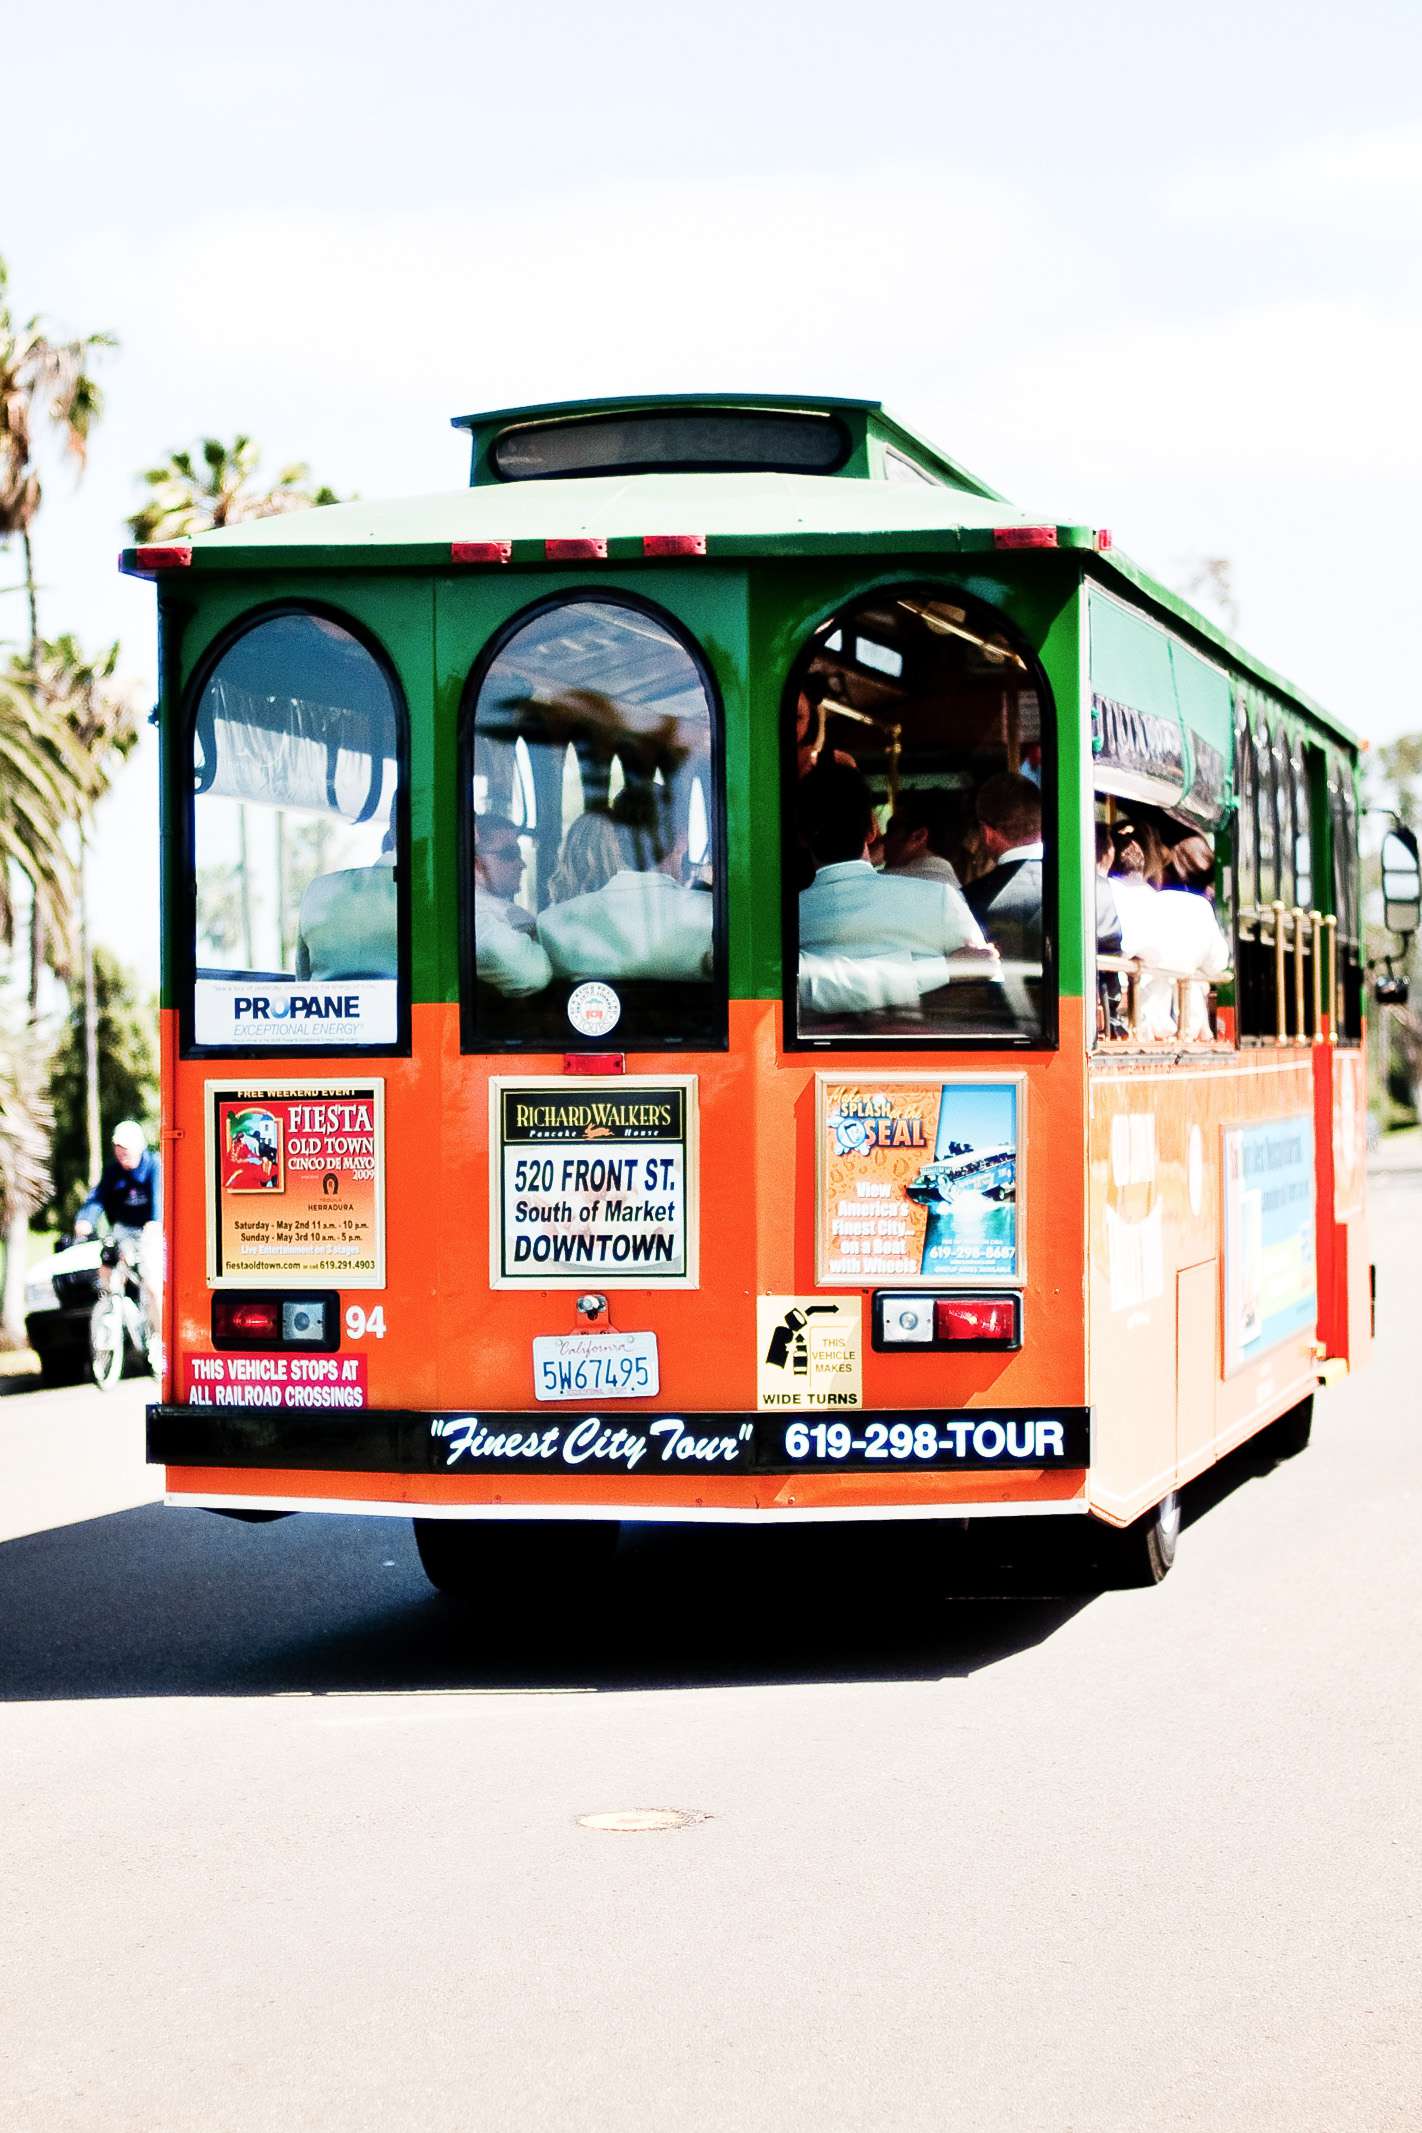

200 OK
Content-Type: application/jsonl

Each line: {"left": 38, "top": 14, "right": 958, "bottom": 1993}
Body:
{"left": 1293, "top": 905, "right": 1307, "bottom": 1045}
{"left": 1272, "top": 901, "right": 1288, "bottom": 1045}
{"left": 1324, "top": 914, "right": 1338, "bottom": 1044}
{"left": 1310, "top": 912, "right": 1323, "bottom": 1044}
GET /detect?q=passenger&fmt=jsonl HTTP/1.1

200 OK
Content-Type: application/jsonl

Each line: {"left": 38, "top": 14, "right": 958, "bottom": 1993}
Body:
{"left": 882, "top": 789, "right": 965, "bottom": 887}
{"left": 472, "top": 811, "right": 552, "bottom": 997}
{"left": 797, "top": 763, "right": 988, "bottom": 1012}
{"left": 294, "top": 822, "right": 397, "bottom": 981}
{"left": 545, "top": 810, "right": 622, "bottom": 907}
{"left": 795, "top": 686, "right": 857, "bottom": 779}
{"left": 1095, "top": 821, "right": 1125, "bottom": 1036}
{"left": 1147, "top": 833, "right": 1229, "bottom": 1040}
{"left": 537, "top": 789, "right": 713, "bottom": 980}
{"left": 1107, "top": 823, "right": 1162, "bottom": 960}
{"left": 963, "top": 774, "right": 1046, "bottom": 965}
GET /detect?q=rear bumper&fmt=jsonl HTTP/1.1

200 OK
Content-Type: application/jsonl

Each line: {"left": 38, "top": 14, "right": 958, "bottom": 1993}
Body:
{"left": 149, "top": 1403, "right": 1090, "bottom": 1519}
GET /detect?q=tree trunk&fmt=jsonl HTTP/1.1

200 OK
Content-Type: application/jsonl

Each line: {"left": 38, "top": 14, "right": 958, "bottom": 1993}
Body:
{"left": 1, "top": 1211, "right": 28, "bottom": 1348}
{"left": 81, "top": 828, "right": 101, "bottom": 1181}
{"left": 21, "top": 524, "right": 39, "bottom": 661}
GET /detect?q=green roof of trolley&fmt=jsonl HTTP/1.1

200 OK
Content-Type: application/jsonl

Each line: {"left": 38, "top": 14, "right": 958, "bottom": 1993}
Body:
{"left": 118, "top": 393, "right": 1359, "bottom": 750}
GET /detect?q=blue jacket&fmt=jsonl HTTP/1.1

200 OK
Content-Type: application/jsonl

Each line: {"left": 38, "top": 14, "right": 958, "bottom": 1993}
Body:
{"left": 78, "top": 1149, "right": 161, "bottom": 1231}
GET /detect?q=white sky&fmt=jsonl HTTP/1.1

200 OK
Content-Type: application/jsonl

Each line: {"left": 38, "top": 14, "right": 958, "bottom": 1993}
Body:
{"left": 5, "top": 0, "right": 1420, "bottom": 986}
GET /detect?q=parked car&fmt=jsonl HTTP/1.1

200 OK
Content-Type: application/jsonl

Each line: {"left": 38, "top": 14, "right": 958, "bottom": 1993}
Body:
{"left": 24, "top": 1236, "right": 104, "bottom": 1384}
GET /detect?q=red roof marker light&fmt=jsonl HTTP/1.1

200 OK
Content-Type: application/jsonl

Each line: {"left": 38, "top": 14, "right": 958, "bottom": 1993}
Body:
{"left": 642, "top": 534, "right": 706, "bottom": 558}
{"left": 546, "top": 536, "right": 608, "bottom": 561}
{"left": 451, "top": 540, "right": 511, "bottom": 565}
{"left": 992, "top": 526, "right": 1058, "bottom": 551}
{"left": 133, "top": 543, "right": 192, "bottom": 571}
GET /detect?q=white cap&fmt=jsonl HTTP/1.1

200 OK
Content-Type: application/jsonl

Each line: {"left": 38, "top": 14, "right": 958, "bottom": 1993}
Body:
{"left": 112, "top": 1121, "right": 147, "bottom": 1157}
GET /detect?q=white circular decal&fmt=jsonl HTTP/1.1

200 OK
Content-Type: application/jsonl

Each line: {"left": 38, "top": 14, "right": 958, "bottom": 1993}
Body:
{"left": 567, "top": 981, "right": 621, "bottom": 1038}
{"left": 1187, "top": 1123, "right": 1205, "bottom": 1216}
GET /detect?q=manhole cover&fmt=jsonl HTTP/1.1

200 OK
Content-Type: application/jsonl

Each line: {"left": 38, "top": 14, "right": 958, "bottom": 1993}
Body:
{"left": 576, "top": 1808, "right": 707, "bottom": 1833}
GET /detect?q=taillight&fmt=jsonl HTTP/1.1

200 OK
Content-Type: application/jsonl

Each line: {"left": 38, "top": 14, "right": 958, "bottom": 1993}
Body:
{"left": 874, "top": 1291, "right": 1021, "bottom": 1351}
{"left": 211, "top": 1292, "right": 339, "bottom": 1350}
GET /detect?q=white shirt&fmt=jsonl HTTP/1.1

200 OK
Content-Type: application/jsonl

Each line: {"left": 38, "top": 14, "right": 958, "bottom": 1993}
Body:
{"left": 474, "top": 886, "right": 553, "bottom": 997}
{"left": 798, "top": 861, "right": 987, "bottom": 1015}
{"left": 994, "top": 840, "right": 1044, "bottom": 865}
{"left": 538, "top": 871, "right": 714, "bottom": 980}
{"left": 1112, "top": 881, "right": 1228, "bottom": 1039}
{"left": 886, "top": 852, "right": 963, "bottom": 888}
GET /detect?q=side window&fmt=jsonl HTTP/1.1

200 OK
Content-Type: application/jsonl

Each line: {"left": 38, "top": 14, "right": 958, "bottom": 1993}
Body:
{"left": 1234, "top": 705, "right": 1259, "bottom": 915}
{"left": 1254, "top": 723, "right": 1279, "bottom": 907}
{"left": 786, "top": 588, "right": 1053, "bottom": 1046}
{"left": 464, "top": 597, "right": 724, "bottom": 1052}
{"left": 1330, "top": 759, "right": 1363, "bottom": 1043}
{"left": 189, "top": 610, "right": 403, "bottom": 1050}
{"left": 1272, "top": 725, "right": 1296, "bottom": 907}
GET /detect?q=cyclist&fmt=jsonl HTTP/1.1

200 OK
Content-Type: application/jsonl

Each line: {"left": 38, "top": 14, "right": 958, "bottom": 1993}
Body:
{"left": 75, "top": 1121, "right": 163, "bottom": 1369}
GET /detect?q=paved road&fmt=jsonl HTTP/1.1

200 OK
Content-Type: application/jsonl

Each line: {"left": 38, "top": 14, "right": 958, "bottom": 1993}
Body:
{"left": 2, "top": 1170, "right": 1418, "bottom": 2132}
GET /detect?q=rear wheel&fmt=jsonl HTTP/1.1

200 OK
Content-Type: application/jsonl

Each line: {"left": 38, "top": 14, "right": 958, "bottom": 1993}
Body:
{"left": 1094, "top": 1490, "right": 1180, "bottom": 1588}
{"left": 412, "top": 1517, "right": 620, "bottom": 1605}
{"left": 89, "top": 1297, "right": 127, "bottom": 1392}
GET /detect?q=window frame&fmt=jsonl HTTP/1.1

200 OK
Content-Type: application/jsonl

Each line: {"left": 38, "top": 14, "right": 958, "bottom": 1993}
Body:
{"left": 778, "top": 580, "right": 1060, "bottom": 1055}
{"left": 458, "top": 587, "right": 730, "bottom": 1056}
{"left": 178, "top": 599, "right": 412, "bottom": 1062}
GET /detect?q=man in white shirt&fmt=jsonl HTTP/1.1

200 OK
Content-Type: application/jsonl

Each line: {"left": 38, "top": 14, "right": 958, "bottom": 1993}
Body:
{"left": 882, "top": 787, "right": 965, "bottom": 887}
{"left": 964, "top": 774, "right": 1046, "bottom": 966}
{"left": 473, "top": 813, "right": 552, "bottom": 997}
{"left": 798, "top": 764, "right": 988, "bottom": 1012}
{"left": 538, "top": 793, "right": 713, "bottom": 981}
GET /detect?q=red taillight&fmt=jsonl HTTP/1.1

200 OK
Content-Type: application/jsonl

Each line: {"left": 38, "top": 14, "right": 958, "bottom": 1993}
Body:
{"left": 642, "top": 534, "right": 706, "bottom": 557}
{"left": 564, "top": 1053, "right": 626, "bottom": 1075}
{"left": 133, "top": 543, "right": 192, "bottom": 570}
{"left": 1095, "top": 528, "right": 1113, "bottom": 551}
{"left": 450, "top": 540, "right": 511, "bottom": 565}
{"left": 933, "top": 1297, "right": 1017, "bottom": 1344}
{"left": 545, "top": 536, "right": 607, "bottom": 561}
{"left": 992, "top": 526, "right": 1058, "bottom": 550}
{"left": 216, "top": 1298, "right": 279, "bottom": 1339}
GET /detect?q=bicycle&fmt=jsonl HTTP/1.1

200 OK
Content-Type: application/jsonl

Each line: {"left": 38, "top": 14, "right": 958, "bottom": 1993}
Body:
{"left": 89, "top": 1233, "right": 152, "bottom": 1392}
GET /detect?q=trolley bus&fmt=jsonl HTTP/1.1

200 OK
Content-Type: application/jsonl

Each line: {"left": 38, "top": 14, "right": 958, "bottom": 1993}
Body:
{"left": 124, "top": 392, "right": 1421, "bottom": 1593}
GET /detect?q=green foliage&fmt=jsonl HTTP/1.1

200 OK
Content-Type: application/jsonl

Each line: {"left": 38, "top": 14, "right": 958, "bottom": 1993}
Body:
{"left": 128, "top": 433, "right": 343, "bottom": 542}
{"left": 0, "top": 254, "right": 116, "bottom": 544}
{"left": 43, "top": 946, "right": 157, "bottom": 1229}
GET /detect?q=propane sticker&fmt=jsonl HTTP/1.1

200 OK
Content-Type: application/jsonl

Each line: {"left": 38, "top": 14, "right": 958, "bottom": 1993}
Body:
{"left": 756, "top": 1295, "right": 863, "bottom": 1409}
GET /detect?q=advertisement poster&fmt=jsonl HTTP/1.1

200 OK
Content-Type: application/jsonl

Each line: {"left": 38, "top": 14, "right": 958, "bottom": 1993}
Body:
{"left": 816, "top": 1077, "right": 1022, "bottom": 1285}
{"left": 491, "top": 1078, "right": 697, "bottom": 1288}
{"left": 757, "top": 1296, "right": 863, "bottom": 1409}
{"left": 194, "top": 978, "right": 397, "bottom": 1049}
{"left": 1222, "top": 1115, "right": 1316, "bottom": 1376}
{"left": 206, "top": 1081, "right": 385, "bottom": 1288}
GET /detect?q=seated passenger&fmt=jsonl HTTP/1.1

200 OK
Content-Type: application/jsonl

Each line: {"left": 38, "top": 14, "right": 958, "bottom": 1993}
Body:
{"left": 537, "top": 791, "right": 713, "bottom": 981}
{"left": 797, "top": 764, "right": 988, "bottom": 1011}
{"left": 294, "top": 829, "right": 397, "bottom": 981}
{"left": 882, "top": 789, "right": 965, "bottom": 887}
{"left": 472, "top": 811, "right": 552, "bottom": 998}
{"left": 963, "top": 774, "right": 1046, "bottom": 965}
{"left": 1108, "top": 822, "right": 1163, "bottom": 958}
{"left": 1145, "top": 833, "right": 1229, "bottom": 1040}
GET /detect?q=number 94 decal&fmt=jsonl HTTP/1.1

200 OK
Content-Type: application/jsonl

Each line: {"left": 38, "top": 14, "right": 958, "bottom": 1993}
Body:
{"left": 345, "top": 1304, "right": 387, "bottom": 1339}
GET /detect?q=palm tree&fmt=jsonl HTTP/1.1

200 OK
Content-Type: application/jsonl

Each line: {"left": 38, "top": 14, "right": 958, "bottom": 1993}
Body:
{"left": 0, "top": 653, "right": 91, "bottom": 971}
{"left": 0, "top": 257, "right": 116, "bottom": 659}
{"left": 0, "top": 1009, "right": 54, "bottom": 1235}
{"left": 128, "top": 434, "right": 340, "bottom": 543}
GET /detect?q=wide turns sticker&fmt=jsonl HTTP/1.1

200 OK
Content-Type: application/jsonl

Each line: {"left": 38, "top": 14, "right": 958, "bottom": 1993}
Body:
{"left": 757, "top": 1295, "right": 863, "bottom": 1409}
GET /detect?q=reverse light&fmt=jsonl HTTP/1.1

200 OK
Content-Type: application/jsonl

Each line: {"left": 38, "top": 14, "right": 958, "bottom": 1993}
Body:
{"left": 874, "top": 1291, "right": 1022, "bottom": 1352}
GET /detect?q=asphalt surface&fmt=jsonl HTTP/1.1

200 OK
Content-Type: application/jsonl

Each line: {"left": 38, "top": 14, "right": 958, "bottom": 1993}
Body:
{"left": 2, "top": 1166, "right": 1419, "bottom": 2132}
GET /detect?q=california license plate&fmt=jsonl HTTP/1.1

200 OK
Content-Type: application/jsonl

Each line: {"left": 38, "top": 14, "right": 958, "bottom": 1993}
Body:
{"left": 532, "top": 1330, "right": 660, "bottom": 1402}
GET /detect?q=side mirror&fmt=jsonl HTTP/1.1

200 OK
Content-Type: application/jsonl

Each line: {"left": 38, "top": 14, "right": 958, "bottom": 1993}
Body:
{"left": 1381, "top": 824, "right": 1421, "bottom": 939}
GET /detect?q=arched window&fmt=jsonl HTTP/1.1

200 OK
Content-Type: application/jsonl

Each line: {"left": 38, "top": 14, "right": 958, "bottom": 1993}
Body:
{"left": 784, "top": 586, "right": 1053, "bottom": 1046}
{"left": 188, "top": 609, "right": 404, "bottom": 1050}
{"left": 463, "top": 596, "right": 725, "bottom": 1052}
{"left": 1253, "top": 722, "right": 1279, "bottom": 907}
